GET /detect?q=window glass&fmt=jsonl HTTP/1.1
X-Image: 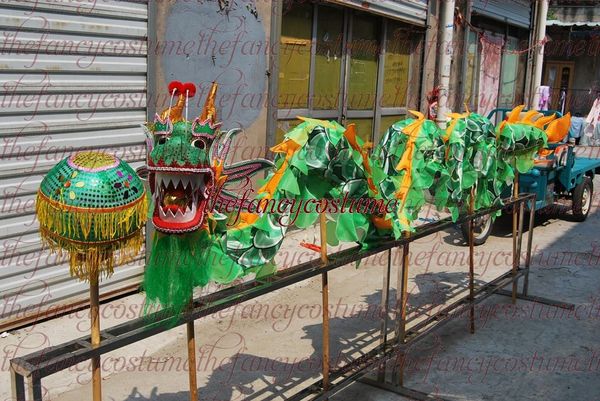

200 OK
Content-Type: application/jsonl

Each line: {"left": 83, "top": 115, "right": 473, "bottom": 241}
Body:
{"left": 276, "top": 119, "right": 302, "bottom": 144}
{"left": 347, "top": 13, "right": 379, "bottom": 110}
{"left": 278, "top": 3, "right": 313, "bottom": 109}
{"left": 499, "top": 37, "right": 519, "bottom": 108}
{"left": 313, "top": 6, "right": 344, "bottom": 110}
{"left": 346, "top": 118, "right": 373, "bottom": 141}
{"left": 380, "top": 115, "right": 406, "bottom": 135}
{"left": 515, "top": 49, "right": 527, "bottom": 105}
{"left": 464, "top": 30, "right": 478, "bottom": 109}
{"left": 382, "top": 21, "right": 410, "bottom": 108}
{"left": 478, "top": 32, "right": 502, "bottom": 117}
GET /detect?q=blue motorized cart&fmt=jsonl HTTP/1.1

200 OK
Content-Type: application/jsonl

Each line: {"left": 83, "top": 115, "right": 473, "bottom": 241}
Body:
{"left": 461, "top": 108, "right": 600, "bottom": 245}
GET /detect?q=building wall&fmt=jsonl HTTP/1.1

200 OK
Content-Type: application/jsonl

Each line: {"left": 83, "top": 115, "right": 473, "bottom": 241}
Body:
{"left": 149, "top": 0, "right": 443, "bottom": 151}
{"left": 545, "top": 3, "right": 600, "bottom": 114}
{"left": 544, "top": 25, "right": 600, "bottom": 115}
{"left": 150, "top": 0, "right": 273, "bottom": 165}
{"left": 454, "top": 10, "right": 531, "bottom": 117}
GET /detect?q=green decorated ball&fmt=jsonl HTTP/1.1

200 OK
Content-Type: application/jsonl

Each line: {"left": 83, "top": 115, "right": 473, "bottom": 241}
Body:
{"left": 37, "top": 151, "right": 147, "bottom": 244}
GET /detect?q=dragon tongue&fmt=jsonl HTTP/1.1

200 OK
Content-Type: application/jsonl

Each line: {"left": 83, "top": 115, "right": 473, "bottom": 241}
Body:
{"left": 162, "top": 188, "right": 189, "bottom": 212}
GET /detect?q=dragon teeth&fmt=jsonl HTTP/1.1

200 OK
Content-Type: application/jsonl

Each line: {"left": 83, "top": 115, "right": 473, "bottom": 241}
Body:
{"left": 156, "top": 172, "right": 203, "bottom": 191}
{"left": 181, "top": 175, "right": 198, "bottom": 190}
{"left": 154, "top": 171, "right": 208, "bottom": 224}
{"left": 179, "top": 175, "right": 189, "bottom": 190}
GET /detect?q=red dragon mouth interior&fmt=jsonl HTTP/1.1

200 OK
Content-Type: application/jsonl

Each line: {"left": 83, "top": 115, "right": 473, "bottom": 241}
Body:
{"left": 149, "top": 169, "right": 213, "bottom": 233}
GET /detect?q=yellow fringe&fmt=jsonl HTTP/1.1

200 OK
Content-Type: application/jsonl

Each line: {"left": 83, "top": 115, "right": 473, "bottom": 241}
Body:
{"left": 36, "top": 191, "right": 148, "bottom": 243}
{"left": 39, "top": 226, "right": 145, "bottom": 283}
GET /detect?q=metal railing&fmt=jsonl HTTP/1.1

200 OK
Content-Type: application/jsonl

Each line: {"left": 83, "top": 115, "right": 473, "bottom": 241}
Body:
{"left": 10, "top": 193, "right": 574, "bottom": 401}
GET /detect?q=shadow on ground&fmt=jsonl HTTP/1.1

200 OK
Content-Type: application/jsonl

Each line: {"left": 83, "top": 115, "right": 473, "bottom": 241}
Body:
{"left": 119, "top": 272, "right": 480, "bottom": 401}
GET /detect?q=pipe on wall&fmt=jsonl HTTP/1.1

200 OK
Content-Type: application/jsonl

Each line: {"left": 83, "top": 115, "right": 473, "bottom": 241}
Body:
{"left": 436, "top": 0, "right": 456, "bottom": 128}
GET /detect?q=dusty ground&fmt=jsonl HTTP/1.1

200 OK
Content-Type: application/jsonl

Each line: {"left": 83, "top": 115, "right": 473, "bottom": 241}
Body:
{"left": 1, "top": 177, "right": 599, "bottom": 401}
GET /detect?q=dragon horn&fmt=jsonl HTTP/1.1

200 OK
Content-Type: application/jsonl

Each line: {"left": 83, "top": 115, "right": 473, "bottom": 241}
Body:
{"left": 408, "top": 110, "right": 425, "bottom": 120}
{"left": 520, "top": 109, "right": 541, "bottom": 124}
{"left": 506, "top": 105, "right": 525, "bottom": 123}
{"left": 159, "top": 93, "right": 185, "bottom": 123}
{"left": 200, "top": 82, "right": 218, "bottom": 124}
{"left": 534, "top": 113, "right": 556, "bottom": 129}
{"left": 546, "top": 113, "right": 571, "bottom": 143}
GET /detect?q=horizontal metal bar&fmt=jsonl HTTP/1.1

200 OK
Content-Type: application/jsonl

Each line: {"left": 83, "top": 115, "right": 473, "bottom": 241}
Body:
{"left": 495, "top": 290, "right": 576, "bottom": 310}
{"left": 359, "top": 377, "right": 449, "bottom": 401}
{"left": 379, "top": 107, "right": 408, "bottom": 116}
{"left": 405, "top": 270, "right": 526, "bottom": 345}
{"left": 345, "top": 110, "right": 375, "bottom": 119}
{"left": 11, "top": 195, "right": 535, "bottom": 378}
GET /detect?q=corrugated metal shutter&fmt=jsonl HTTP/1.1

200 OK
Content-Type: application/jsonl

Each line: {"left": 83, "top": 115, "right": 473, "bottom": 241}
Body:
{"left": 0, "top": 0, "right": 148, "bottom": 329}
{"left": 328, "top": 0, "right": 428, "bottom": 25}
{"left": 472, "top": 0, "right": 532, "bottom": 29}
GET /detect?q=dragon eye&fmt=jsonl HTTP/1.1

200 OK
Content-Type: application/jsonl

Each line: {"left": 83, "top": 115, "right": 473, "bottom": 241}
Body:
{"left": 192, "top": 138, "right": 206, "bottom": 149}
{"left": 157, "top": 136, "right": 169, "bottom": 145}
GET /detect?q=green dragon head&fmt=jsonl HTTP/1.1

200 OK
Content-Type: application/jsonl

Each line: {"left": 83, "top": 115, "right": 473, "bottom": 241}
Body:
{"left": 143, "top": 81, "right": 274, "bottom": 234}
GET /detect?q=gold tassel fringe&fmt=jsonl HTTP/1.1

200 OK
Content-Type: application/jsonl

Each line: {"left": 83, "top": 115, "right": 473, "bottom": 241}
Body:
{"left": 39, "top": 226, "right": 145, "bottom": 283}
{"left": 36, "top": 190, "right": 147, "bottom": 283}
{"left": 36, "top": 190, "right": 148, "bottom": 243}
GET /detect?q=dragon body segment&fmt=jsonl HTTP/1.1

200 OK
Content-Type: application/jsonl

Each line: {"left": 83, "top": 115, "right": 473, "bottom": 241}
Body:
{"left": 142, "top": 81, "right": 566, "bottom": 311}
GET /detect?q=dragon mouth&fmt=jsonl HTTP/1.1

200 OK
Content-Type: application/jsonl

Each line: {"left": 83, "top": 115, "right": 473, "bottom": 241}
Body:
{"left": 150, "top": 170, "right": 213, "bottom": 233}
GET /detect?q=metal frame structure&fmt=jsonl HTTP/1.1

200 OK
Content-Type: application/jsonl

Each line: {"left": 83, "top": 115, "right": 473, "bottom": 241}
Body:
{"left": 10, "top": 193, "right": 575, "bottom": 401}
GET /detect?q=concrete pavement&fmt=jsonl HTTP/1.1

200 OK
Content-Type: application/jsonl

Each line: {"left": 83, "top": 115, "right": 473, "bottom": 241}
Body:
{"left": 1, "top": 177, "right": 599, "bottom": 401}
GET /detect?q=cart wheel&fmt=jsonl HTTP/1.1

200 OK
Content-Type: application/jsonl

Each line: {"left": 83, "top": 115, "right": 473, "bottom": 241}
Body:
{"left": 572, "top": 177, "right": 593, "bottom": 222}
{"left": 460, "top": 214, "right": 493, "bottom": 246}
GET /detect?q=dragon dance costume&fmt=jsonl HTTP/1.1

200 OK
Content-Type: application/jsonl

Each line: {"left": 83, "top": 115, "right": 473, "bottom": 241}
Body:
{"left": 141, "top": 80, "right": 570, "bottom": 311}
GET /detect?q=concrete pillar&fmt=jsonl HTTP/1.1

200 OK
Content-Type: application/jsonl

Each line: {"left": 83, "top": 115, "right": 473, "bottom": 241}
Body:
{"left": 436, "top": 0, "right": 456, "bottom": 128}
{"left": 530, "top": 0, "right": 549, "bottom": 109}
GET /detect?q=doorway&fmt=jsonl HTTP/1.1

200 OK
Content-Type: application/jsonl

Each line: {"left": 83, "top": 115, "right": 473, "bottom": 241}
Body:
{"left": 543, "top": 61, "right": 575, "bottom": 113}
